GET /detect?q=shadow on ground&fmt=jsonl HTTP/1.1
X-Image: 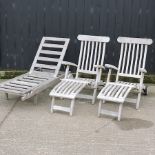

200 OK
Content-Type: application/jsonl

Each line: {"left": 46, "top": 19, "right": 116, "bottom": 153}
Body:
{"left": 115, "top": 118, "right": 154, "bottom": 130}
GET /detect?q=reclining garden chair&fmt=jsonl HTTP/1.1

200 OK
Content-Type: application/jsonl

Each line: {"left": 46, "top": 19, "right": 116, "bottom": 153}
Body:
{"left": 0, "top": 37, "right": 70, "bottom": 103}
{"left": 49, "top": 35, "right": 110, "bottom": 115}
{"left": 97, "top": 37, "right": 153, "bottom": 121}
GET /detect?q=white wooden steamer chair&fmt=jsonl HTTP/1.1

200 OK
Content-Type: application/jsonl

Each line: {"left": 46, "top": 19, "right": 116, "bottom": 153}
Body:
{"left": 49, "top": 35, "right": 110, "bottom": 116}
{"left": 0, "top": 37, "right": 70, "bottom": 103}
{"left": 97, "top": 37, "right": 153, "bottom": 121}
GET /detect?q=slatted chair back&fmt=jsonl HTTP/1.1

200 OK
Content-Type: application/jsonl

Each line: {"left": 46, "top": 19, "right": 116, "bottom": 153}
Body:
{"left": 30, "top": 37, "right": 70, "bottom": 77}
{"left": 116, "top": 37, "right": 152, "bottom": 80}
{"left": 76, "top": 35, "right": 110, "bottom": 78}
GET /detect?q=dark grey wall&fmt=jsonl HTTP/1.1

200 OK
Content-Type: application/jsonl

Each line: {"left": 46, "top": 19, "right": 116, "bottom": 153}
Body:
{"left": 0, "top": 0, "right": 155, "bottom": 73}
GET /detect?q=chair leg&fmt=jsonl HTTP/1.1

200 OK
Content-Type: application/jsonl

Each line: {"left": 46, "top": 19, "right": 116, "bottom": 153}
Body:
{"left": 92, "top": 88, "right": 97, "bottom": 104}
{"left": 34, "top": 95, "right": 38, "bottom": 104}
{"left": 136, "top": 92, "right": 141, "bottom": 110}
{"left": 70, "top": 99, "right": 75, "bottom": 116}
{"left": 118, "top": 102, "right": 123, "bottom": 121}
{"left": 51, "top": 97, "right": 55, "bottom": 113}
{"left": 5, "top": 93, "right": 8, "bottom": 100}
{"left": 98, "top": 100, "right": 102, "bottom": 117}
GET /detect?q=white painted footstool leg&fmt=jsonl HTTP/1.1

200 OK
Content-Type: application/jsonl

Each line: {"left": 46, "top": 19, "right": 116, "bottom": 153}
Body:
{"left": 70, "top": 99, "right": 75, "bottom": 116}
{"left": 5, "top": 93, "right": 8, "bottom": 100}
{"left": 51, "top": 97, "right": 55, "bottom": 113}
{"left": 98, "top": 100, "right": 104, "bottom": 117}
{"left": 118, "top": 102, "right": 123, "bottom": 121}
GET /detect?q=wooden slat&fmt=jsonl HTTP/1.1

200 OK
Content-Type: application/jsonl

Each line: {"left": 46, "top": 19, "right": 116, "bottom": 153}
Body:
{"left": 37, "top": 56, "right": 59, "bottom": 62}
{"left": 121, "top": 43, "right": 127, "bottom": 73}
{"left": 0, "top": 85, "right": 26, "bottom": 92}
{"left": 40, "top": 50, "right": 62, "bottom": 55}
{"left": 117, "top": 37, "right": 153, "bottom": 45}
{"left": 85, "top": 41, "right": 90, "bottom": 70}
{"left": 44, "top": 37, "right": 69, "bottom": 42}
{"left": 28, "top": 75, "right": 49, "bottom": 80}
{"left": 23, "top": 77, "right": 45, "bottom": 82}
{"left": 100, "top": 109, "right": 118, "bottom": 117}
{"left": 11, "top": 80, "right": 38, "bottom": 87}
{"left": 118, "top": 73, "right": 141, "bottom": 78}
{"left": 77, "top": 41, "right": 84, "bottom": 71}
{"left": 81, "top": 41, "right": 87, "bottom": 70}
{"left": 100, "top": 43, "right": 106, "bottom": 66}
{"left": 4, "top": 83, "right": 30, "bottom": 89}
{"left": 142, "top": 45, "right": 148, "bottom": 69}
{"left": 133, "top": 44, "right": 139, "bottom": 74}
{"left": 0, "top": 87, "right": 23, "bottom": 95}
{"left": 93, "top": 42, "right": 98, "bottom": 71}
{"left": 78, "top": 35, "right": 110, "bottom": 42}
{"left": 34, "top": 63, "right": 57, "bottom": 70}
{"left": 96, "top": 42, "right": 102, "bottom": 66}
{"left": 43, "top": 43, "right": 65, "bottom": 48}
{"left": 89, "top": 41, "right": 94, "bottom": 71}
{"left": 125, "top": 43, "right": 131, "bottom": 74}
{"left": 53, "top": 105, "right": 70, "bottom": 112}
{"left": 138, "top": 45, "right": 144, "bottom": 75}
{"left": 19, "top": 78, "right": 41, "bottom": 84}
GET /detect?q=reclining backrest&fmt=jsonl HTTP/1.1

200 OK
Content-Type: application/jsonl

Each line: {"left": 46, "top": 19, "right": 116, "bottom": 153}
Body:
{"left": 76, "top": 35, "right": 110, "bottom": 76}
{"left": 30, "top": 37, "right": 70, "bottom": 77}
{"left": 117, "top": 37, "right": 152, "bottom": 79}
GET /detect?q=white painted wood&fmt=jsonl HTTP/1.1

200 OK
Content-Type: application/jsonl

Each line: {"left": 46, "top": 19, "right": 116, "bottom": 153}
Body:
{"left": 76, "top": 94, "right": 93, "bottom": 100}
{"left": 125, "top": 43, "right": 131, "bottom": 74}
{"left": 30, "top": 37, "right": 70, "bottom": 77}
{"left": 49, "top": 35, "right": 110, "bottom": 115}
{"left": 118, "top": 103, "right": 123, "bottom": 121}
{"left": 117, "top": 37, "right": 153, "bottom": 45}
{"left": 53, "top": 105, "right": 71, "bottom": 113}
{"left": 129, "top": 44, "right": 135, "bottom": 75}
{"left": 43, "top": 43, "right": 65, "bottom": 48}
{"left": 77, "top": 35, "right": 109, "bottom": 76}
{"left": 97, "top": 82, "right": 133, "bottom": 120}
{"left": 78, "top": 35, "right": 110, "bottom": 42}
{"left": 100, "top": 109, "right": 118, "bottom": 117}
{"left": 98, "top": 36, "right": 153, "bottom": 120}
{"left": 37, "top": 57, "right": 59, "bottom": 62}
{"left": 40, "top": 50, "right": 62, "bottom": 55}
{"left": 0, "top": 37, "right": 70, "bottom": 104}
{"left": 34, "top": 63, "right": 57, "bottom": 70}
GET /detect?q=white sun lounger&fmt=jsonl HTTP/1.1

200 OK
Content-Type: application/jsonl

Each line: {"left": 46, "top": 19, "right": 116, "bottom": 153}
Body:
{"left": 0, "top": 37, "right": 70, "bottom": 103}
{"left": 49, "top": 35, "right": 110, "bottom": 115}
{"left": 97, "top": 37, "right": 153, "bottom": 120}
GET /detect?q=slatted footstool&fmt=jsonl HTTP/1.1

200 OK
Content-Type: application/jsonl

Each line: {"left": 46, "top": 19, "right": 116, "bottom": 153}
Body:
{"left": 97, "top": 82, "right": 134, "bottom": 121}
{"left": 49, "top": 79, "right": 89, "bottom": 116}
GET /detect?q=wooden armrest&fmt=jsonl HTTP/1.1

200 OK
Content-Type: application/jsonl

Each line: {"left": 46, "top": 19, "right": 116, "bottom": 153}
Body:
{"left": 62, "top": 61, "right": 77, "bottom": 67}
{"left": 94, "top": 65, "right": 105, "bottom": 70}
{"left": 139, "top": 68, "right": 147, "bottom": 73}
{"left": 105, "top": 64, "right": 118, "bottom": 71}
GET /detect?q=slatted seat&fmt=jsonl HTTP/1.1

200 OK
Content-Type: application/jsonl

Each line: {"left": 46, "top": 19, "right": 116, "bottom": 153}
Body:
{"left": 50, "top": 35, "right": 110, "bottom": 115}
{"left": 0, "top": 37, "right": 70, "bottom": 103}
{"left": 98, "top": 37, "right": 153, "bottom": 120}
{"left": 50, "top": 79, "right": 89, "bottom": 99}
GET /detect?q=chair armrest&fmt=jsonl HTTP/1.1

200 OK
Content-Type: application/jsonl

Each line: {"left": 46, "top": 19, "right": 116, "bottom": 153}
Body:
{"left": 94, "top": 65, "right": 105, "bottom": 70}
{"left": 62, "top": 61, "right": 77, "bottom": 67}
{"left": 105, "top": 64, "right": 118, "bottom": 71}
{"left": 139, "top": 68, "right": 147, "bottom": 73}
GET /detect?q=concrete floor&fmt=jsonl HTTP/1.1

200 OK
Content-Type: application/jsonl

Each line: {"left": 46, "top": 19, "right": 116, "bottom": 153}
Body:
{"left": 0, "top": 85, "right": 155, "bottom": 155}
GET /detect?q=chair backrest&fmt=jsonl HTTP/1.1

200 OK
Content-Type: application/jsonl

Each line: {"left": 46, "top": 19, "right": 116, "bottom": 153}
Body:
{"left": 116, "top": 37, "right": 153, "bottom": 80}
{"left": 76, "top": 35, "right": 110, "bottom": 77}
{"left": 29, "top": 37, "right": 70, "bottom": 77}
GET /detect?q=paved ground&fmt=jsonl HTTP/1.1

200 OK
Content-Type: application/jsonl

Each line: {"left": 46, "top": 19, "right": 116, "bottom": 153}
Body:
{"left": 0, "top": 84, "right": 155, "bottom": 155}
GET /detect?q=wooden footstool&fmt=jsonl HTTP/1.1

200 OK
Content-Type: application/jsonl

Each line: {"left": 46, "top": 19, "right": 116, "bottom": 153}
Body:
{"left": 97, "top": 82, "right": 134, "bottom": 121}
